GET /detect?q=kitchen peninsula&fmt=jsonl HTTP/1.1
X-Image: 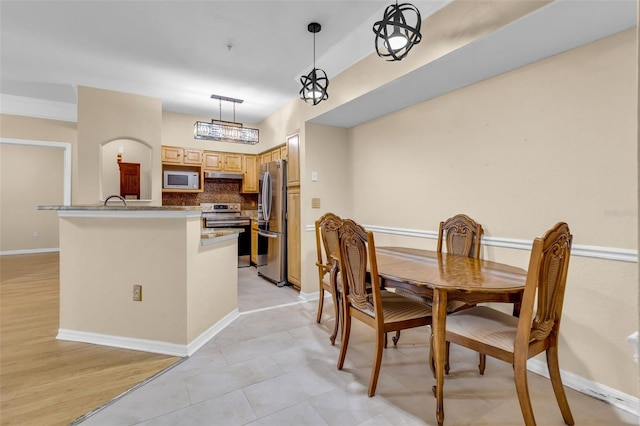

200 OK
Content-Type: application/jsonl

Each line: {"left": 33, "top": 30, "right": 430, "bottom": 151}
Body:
{"left": 38, "top": 205, "right": 240, "bottom": 357}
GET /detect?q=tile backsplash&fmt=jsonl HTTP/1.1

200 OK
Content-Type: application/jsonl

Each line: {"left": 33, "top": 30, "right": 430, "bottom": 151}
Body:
{"left": 162, "top": 179, "right": 258, "bottom": 209}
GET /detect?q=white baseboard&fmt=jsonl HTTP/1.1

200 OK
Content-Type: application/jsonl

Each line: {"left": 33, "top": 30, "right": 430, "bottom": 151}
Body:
{"left": 1, "top": 247, "right": 59, "bottom": 256}
{"left": 528, "top": 359, "right": 639, "bottom": 416}
{"left": 57, "top": 308, "right": 240, "bottom": 357}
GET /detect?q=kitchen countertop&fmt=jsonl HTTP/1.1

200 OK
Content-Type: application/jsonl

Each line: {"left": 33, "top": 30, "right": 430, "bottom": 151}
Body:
{"left": 38, "top": 205, "right": 201, "bottom": 211}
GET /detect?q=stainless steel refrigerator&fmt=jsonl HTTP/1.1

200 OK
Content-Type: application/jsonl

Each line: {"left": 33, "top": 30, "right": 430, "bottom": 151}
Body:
{"left": 257, "top": 159, "right": 287, "bottom": 286}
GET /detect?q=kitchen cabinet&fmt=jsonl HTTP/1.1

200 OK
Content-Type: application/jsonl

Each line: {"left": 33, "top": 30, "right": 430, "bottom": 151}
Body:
{"left": 286, "top": 133, "right": 300, "bottom": 186}
{"left": 161, "top": 146, "right": 202, "bottom": 165}
{"left": 203, "top": 151, "right": 243, "bottom": 172}
{"left": 118, "top": 162, "right": 140, "bottom": 199}
{"left": 241, "top": 155, "right": 258, "bottom": 193}
{"left": 260, "top": 152, "right": 272, "bottom": 164}
{"left": 280, "top": 145, "right": 288, "bottom": 161}
{"left": 286, "top": 187, "right": 301, "bottom": 289}
{"left": 270, "top": 149, "right": 281, "bottom": 161}
{"left": 251, "top": 220, "right": 258, "bottom": 265}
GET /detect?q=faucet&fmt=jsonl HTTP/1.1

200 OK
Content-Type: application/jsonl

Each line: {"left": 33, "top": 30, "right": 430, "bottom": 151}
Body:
{"left": 103, "top": 195, "right": 127, "bottom": 207}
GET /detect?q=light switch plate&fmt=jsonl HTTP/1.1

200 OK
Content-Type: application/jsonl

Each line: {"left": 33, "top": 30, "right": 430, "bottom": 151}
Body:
{"left": 311, "top": 171, "right": 318, "bottom": 182}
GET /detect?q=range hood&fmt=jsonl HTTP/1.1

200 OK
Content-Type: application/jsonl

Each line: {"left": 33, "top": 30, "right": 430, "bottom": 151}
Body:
{"left": 204, "top": 171, "right": 244, "bottom": 180}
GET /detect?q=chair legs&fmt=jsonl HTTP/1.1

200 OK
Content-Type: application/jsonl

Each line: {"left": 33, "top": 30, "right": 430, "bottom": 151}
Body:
{"left": 337, "top": 310, "right": 351, "bottom": 371}
{"left": 329, "top": 289, "right": 341, "bottom": 346}
{"left": 316, "top": 286, "right": 325, "bottom": 323}
{"left": 514, "top": 357, "right": 536, "bottom": 426}
{"left": 546, "top": 347, "right": 575, "bottom": 425}
{"left": 368, "top": 330, "right": 385, "bottom": 397}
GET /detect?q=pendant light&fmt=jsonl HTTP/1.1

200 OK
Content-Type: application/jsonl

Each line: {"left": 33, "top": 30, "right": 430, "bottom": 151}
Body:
{"left": 194, "top": 94, "right": 259, "bottom": 144}
{"left": 300, "top": 22, "right": 329, "bottom": 106}
{"left": 373, "top": 1, "right": 422, "bottom": 61}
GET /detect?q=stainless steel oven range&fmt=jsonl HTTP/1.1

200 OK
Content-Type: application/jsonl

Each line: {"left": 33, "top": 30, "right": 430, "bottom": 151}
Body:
{"left": 200, "top": 203, "right": 251, "bottom": 267}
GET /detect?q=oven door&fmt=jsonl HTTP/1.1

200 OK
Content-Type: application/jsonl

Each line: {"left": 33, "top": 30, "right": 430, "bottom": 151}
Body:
{"left": 204, "top": 218, "right": 251, "bottom": 268}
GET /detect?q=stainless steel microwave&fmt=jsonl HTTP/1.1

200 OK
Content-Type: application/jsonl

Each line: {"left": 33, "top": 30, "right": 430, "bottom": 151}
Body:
{"left": 163, "top": 170, "right": 199, "bottom": 189}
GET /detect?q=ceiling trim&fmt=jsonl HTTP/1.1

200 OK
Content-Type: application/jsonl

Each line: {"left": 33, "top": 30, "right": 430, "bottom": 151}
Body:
{"left": 0, "top": 94, "right": 77, "bottom": 122}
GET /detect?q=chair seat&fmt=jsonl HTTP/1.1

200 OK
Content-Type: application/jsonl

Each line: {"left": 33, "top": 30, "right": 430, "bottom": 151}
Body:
{"left": 446, "top": 305, "right": 518, "bottom": 353}
{"left": 379, "top": 290, "right": 432, "bottom": 323}
{"left": 387, "top": 287, "right": 467, "bottom": 313}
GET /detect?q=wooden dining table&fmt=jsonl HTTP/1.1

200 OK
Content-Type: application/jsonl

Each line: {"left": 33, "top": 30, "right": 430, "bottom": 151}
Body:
{"left": 374, "top": 246, "right": 527, "bottom": 426}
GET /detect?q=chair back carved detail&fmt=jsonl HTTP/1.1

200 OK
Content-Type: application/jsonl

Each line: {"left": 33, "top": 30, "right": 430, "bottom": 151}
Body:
{"left": 437, "top": 214, "right": 483, "bottom": 259}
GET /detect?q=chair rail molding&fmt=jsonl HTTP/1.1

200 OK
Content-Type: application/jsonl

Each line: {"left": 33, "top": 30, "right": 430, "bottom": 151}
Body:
{"left": 304, "top": 224, "right": 638, "bottom": 263}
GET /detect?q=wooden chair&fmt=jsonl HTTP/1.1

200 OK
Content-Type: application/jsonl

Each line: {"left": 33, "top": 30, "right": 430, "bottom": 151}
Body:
{"left": 336, "top": 219, "right": 433, "bottom": 397}
{"left": 444, "top": 222, "right": 574, "bottom": 426}
{"left": 436, "top": 213, "right": 487, "bottom": 374}
{"left": 315, "top": 213, "right": 343, "bottom": 345}
{"left": 393, "top": 214, "right": 484, "bottom": 370}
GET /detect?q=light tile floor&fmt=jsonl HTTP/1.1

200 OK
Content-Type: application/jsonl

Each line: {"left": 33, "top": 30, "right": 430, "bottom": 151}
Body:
{"left": 79, "top": 268, "right": 638, "bottom": 425}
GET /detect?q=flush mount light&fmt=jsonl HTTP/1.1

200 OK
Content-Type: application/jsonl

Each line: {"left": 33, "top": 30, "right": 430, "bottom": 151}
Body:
{"left": 299, "top": 22, "right": 329, "bottom": 106}
{"left": 194, "top": 94, "right": 259, "bottom": 144}
{"left": 373, "top": 1, "right": 422, "bottom": 61}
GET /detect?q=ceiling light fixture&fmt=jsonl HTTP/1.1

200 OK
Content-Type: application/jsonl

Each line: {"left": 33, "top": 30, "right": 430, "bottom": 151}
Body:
{"left": 299, "top": 22, "right": 329, "bottom": 106}
{"left": 373, "top": 1, "right": 422, "bottom": 61}
{"left": 194, "top": 95, "right": 259, "bottom": 144}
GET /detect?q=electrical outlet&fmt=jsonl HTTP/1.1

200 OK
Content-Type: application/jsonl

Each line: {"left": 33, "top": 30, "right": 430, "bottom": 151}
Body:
{"left": 133, "top": 284, "right": 142, "bottom": 301}
{"left": 311, "top": 198, "right": 321, "bottom": 209}
{"left": 33, "top": 231, "right": 39, "bottom": 238}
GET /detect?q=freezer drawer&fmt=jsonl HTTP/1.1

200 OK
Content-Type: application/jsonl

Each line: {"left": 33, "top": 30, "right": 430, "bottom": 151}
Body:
{"left": 257, "top": 230, "right": 286, "bottom": 286}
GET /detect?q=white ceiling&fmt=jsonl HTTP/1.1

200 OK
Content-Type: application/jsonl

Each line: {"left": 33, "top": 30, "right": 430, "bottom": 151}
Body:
{"left": 0, "top": 1, "right": 636, "bottom": 128}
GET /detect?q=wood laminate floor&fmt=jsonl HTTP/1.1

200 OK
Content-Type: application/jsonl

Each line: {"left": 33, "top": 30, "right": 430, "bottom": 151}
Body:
{"left": 0, "top": 252, "right": 181, "bottom": 426}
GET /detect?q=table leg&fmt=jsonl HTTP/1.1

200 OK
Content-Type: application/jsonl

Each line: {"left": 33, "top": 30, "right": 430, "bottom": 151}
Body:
{"left": 432, "top": 289, "right": 447, "bottom": 426}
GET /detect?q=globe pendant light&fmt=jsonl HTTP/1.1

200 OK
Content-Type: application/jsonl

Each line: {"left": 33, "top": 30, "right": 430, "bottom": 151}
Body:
{"left": 300, "top": 22, "right": 329, "bottom": 105}
{"left": 373, "top": 1, "right": 422, "bottom": 61}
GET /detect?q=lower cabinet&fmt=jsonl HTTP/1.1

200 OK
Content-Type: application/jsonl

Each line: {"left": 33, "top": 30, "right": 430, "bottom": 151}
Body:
{"left": 287, "top": 187, "right": 301, "bottom": 288}
{"left": 251, "top": 220, "right": 258, "bottom": 265}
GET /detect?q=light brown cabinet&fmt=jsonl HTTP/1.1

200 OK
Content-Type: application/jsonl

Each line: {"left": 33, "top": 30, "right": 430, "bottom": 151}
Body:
{"left": 203, "top": 151, "right": 243, "bottom": 172}
{"left": 260, "top": 152, "right": 272, "bottom": 164}
{"left": 161, "top": 146, "right": 202, "bottom": 165}
{"left": 251, "top": 220, "right": 258, "bottom": 265}
{"left": 242, "top": 155, "right": 258, "bottom": 193}
{"left": 286, "top": 187, "right": 301, "bottom": 288}
{"left": 286, "top": 133, "right": 300, "bottom": 186}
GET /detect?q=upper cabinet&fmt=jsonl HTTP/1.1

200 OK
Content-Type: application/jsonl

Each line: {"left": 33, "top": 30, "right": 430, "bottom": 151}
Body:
{"left": 259, "top": 151, "right": 272, "bottom": 165}
{"left": 242, "top": 155, "right": 258, "bottom": 193}
{"left": 203, "top": 151, "right": 243, "bottom": 172}
{"left": 161, "top": 146, "right": 203, "bottom": 165}
{"left": 286, "top": 133, "right": 300, "bottom": 187}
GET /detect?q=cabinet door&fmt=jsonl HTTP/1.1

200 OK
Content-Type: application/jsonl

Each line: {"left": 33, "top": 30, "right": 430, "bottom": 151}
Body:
{"left": 183, "top": 148, "right": 203, "bottom": 165}
{"left": 202, "top": 152, "right": 223, "bottom": 170}
{"left": 161, "top": 146, "right": 183, "bottom": 164}
{"left": 260, "top": 152, "right": 272, "bottom": 164}
{"left": 270, "top": 149, "right": 281, "bottom": 161}
{"left": 286, "top": 133, "right": 300, "bottom": 186}
{"left": 280, "top": 145, "right": 288, "bottom": 161}
{"left": 242, "top": 155, "right": 258, "bottom": 193}
{"left": 251, "top": 220, "right": 258, "bottom": 265}
{"left": 287, "top": 187, "right": 301, "bottom": 288}
{"left": 224, "top": 153, "right": 243, "bottom": 172}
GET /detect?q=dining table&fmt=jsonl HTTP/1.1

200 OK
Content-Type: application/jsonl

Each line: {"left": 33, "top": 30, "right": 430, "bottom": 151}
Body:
{"left": 374, "top": 246, "right": 527, "bottom": 426}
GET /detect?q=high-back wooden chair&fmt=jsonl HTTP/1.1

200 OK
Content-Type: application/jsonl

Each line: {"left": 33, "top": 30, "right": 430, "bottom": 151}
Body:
{"left": 444, "top": 222, "right": 574, "bottom": 426}
{"left": 315, "top": 213, "right": 343, "bottom": 345}
{"left": 437, "top": 213, "right": 483, "bottom": 260}
{"left": 392, "top": 214, "right": 485, "bottom": 362}
{"left": 436, "top": 213, "right": 487, "bottom": 374}
{"left": 336, "top": 219, "right": 433, "bottom": 397}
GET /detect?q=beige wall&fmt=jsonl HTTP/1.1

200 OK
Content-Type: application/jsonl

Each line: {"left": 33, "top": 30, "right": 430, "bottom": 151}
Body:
{"left": 77, "top": 86, "right": 162, "bottom": 204}
{"left": 59, "top": 215, "right": 237, "bottom": 347}
{"left": 0, "top": 143, "right": 64, "bottom": 252}
{"left": 0, "top": 114, "right": 76, "bottom": 252}
{"left": 343, "top": 29, "right": 637, "bottom": 396}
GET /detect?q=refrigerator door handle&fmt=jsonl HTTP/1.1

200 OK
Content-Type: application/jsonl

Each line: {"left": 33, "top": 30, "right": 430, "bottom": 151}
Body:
{"left": 262, "top": 171, "right": 272, "bottom": 222}
{"left": 258, "top": 230, "right": 278, "bottom": 239}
